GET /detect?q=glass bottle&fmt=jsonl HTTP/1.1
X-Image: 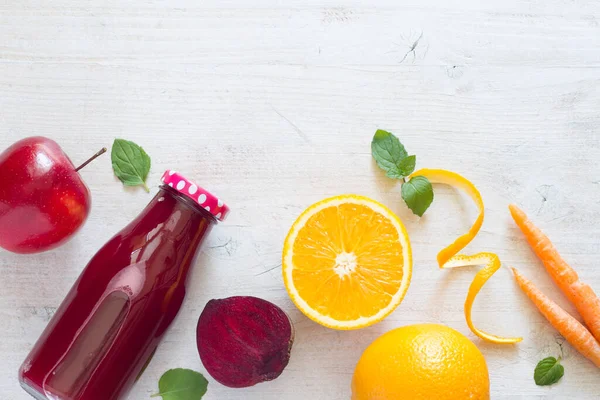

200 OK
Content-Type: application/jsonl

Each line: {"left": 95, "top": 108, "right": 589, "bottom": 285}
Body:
{"left": 19, "top": 170, "right": 229, "bottom": 400}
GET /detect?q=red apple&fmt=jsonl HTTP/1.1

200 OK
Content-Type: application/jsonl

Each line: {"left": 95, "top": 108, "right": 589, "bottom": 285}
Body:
{"left": 0, "top": 137, "right": 104, "bottom": 254}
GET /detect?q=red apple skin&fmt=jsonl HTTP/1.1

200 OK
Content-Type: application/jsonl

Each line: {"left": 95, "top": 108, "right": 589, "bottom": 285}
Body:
{"left": 0, "top": 137, "right": 91, "bottom": 254}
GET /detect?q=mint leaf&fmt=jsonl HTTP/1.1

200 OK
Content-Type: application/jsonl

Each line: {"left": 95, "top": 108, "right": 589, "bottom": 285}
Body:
{"left": 371, "top": 130, "right": 408, "bottom": 179}
{"left": 152, "top": 369, "right": 208, "bottom": 400}
{"left": 398, "top": 155, "right": 416, "bottom": 176}
{"left": 401, "top": 176, "right": 434, "bottom": 217}
{"left": 371, "top": 130, "right": 435, "bottom": 216}
{"left": 111, "top": 138, "right": 151, "bottom": 192}
{"left": 534, "top": 357, "right": 564, "bottom": 386}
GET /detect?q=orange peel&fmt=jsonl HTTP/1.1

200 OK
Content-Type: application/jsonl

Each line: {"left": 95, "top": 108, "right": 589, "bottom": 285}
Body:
{"left": 410, "top": 168, "right": 522, "bottom": 344}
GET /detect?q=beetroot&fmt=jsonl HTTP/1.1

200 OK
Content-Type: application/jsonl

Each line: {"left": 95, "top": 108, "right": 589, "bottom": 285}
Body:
{"left": 196, "top": 296, "right": 294, "bottom": 388}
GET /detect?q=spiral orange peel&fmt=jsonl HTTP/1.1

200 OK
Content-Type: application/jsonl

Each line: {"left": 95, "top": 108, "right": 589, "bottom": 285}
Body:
{"left": 410, "top": 168, "right": 522, "bottom": 344}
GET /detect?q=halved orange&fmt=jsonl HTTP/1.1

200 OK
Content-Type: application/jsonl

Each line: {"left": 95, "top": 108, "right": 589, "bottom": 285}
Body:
{"left": 282, "top": 195, "right": 412, "bottom": 330}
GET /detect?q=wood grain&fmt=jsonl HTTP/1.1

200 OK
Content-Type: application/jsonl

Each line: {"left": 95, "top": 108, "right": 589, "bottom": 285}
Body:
{"left": 1, "top": 1, "right": 599, "bottom": 399}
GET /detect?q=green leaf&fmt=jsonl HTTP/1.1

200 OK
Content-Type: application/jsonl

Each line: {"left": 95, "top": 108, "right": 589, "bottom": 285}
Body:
{"left": 398, "top": 155, "right": 416, "bottom": 176}
{"left": 371, "top": 130, "right": 409, "bottom": 179}
{"left": 111, "top": 138, "right": 151, "bottom": 192}
{"left": 534, "top": 357, "right": 564, "bottom": 386}
{"left": 151, "top": 369, "right": 208, "bottom": 400}
{"left": 401, "top": 176, "right": 434, "bottom": 217}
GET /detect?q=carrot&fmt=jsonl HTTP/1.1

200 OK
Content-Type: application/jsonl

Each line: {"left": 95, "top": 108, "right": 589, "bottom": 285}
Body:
{"left": 509, "top": 204, "right": 600, "bottom": 343}
{"left": 512, "top": 267, "right": 600, "bottom": 368}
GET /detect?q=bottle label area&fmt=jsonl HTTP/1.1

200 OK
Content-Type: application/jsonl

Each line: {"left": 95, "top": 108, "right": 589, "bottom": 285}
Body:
{"left": 44, "top": 291, "right": 130, "bottom": 399}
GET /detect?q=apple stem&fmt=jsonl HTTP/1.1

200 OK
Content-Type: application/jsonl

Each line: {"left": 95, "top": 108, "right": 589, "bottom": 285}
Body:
{"left": 75, "top": 147, "right": 108, "bottom": 172}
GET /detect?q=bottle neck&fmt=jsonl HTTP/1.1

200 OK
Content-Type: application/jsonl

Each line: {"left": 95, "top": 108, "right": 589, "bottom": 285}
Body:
{"left": 159, "top": 184, "right": 217, "bottom": 223}
{"left": 126, "top": 186, "right": 215, "bottom": 270}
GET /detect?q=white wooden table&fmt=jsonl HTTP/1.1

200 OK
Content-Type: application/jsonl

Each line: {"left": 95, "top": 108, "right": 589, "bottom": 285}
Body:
{"left": 1, "top": 1, "right": 600, "bottom": 399}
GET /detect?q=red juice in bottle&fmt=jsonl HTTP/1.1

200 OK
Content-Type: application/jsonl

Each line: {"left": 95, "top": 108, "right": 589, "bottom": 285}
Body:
{"left": 19, "top": 170, "right": 230, "bottom": 400}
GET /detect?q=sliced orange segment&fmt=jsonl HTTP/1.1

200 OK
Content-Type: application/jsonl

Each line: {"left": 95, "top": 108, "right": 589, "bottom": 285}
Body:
{"left": 283, "top": 195, "right": 412, "bottom": 330}
{"left": 411, "top": 169, "right": 522, "bottom": 344}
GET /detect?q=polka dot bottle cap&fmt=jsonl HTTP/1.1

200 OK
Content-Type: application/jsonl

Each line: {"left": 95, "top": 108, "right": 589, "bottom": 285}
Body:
{"left": 161, "top": 170, "right": 229, "bottom": 221}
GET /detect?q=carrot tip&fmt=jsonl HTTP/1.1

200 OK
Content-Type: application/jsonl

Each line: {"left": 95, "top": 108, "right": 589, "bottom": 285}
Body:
{"left": 508, "top": 203, "right": 526, "bottom": 221}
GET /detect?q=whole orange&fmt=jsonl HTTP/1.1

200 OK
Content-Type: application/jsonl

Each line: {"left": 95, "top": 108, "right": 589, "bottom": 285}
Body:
{"left": 352, "top": 323, "right": 490, "bottom": 400}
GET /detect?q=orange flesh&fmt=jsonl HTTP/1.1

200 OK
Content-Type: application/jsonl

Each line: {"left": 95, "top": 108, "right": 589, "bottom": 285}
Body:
{"left": 291, "top": 203, "right": 405, "bottom": 321}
